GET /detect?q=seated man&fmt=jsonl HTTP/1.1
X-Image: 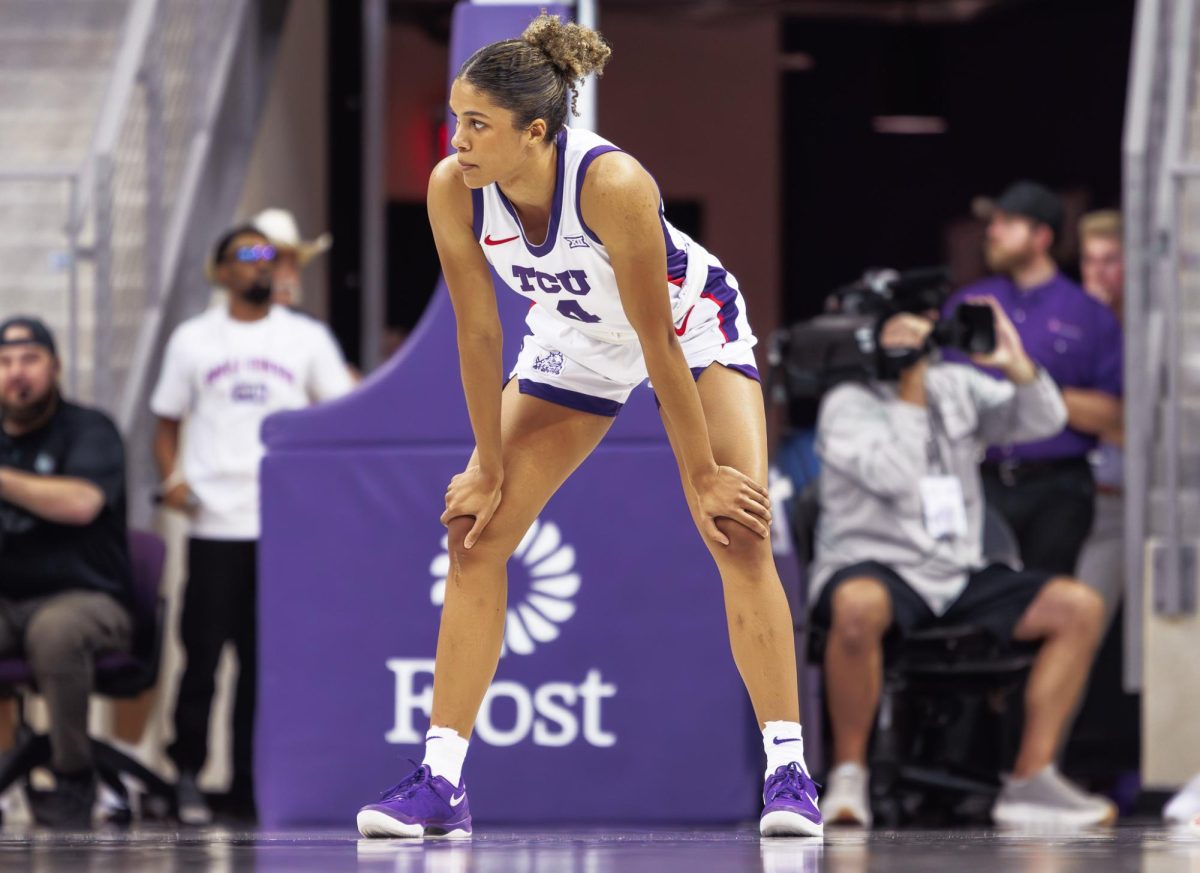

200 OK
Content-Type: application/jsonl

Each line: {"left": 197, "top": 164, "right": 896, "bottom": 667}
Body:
{"left": 0, "top": 317, "right": 133, "bottom": 826}
{"left": 809, "top": 301, "right": 1111, "bottom": 828}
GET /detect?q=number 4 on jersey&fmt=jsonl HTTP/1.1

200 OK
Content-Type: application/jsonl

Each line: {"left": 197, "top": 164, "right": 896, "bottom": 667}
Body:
{"left": 556, "top": 300, "right": 601, "bottom": 324}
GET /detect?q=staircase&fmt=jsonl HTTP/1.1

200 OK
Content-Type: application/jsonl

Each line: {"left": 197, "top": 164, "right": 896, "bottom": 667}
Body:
{"left": 0, "top": 0, "right": 289, "bottom": 526}
{"left": 0, "top": 0, "right": 279, "bottom": 410}
{"left": 1123, "top": 0, "right": 1200, "bottom": 787}
{"left": 0, "top": 0, "right": 128, "bottom": 399}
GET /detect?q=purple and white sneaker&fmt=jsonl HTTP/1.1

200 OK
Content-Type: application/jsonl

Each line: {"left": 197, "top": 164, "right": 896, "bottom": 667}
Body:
{"left": 357, "top": 765, "right": 472, "bottom": 839}
{"left": 760, "top": 762, "right": 824, "bottom": 838}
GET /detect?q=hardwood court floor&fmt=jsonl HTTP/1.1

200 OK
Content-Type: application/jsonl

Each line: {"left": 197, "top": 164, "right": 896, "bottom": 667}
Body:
{"left": 0, "top": 823, "right": 1195, "bottom": 872}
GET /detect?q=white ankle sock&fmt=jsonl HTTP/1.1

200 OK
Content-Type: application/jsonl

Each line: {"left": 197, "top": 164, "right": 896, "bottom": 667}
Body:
{"left": 422, "top": 726, "right": 468, "bottom": 786}
{"left": 763, "top": 720, "right": 808, "bottom": 779}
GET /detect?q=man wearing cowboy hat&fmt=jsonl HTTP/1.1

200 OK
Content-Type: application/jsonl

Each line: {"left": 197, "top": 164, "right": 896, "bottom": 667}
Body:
{"left": 151, "top": 223, "right": 353, "bottom": 824}
{"left": 251, "top": 208, "right": 332, "bottom": 309}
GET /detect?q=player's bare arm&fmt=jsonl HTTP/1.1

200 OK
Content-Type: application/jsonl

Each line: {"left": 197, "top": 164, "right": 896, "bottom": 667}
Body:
{"left": 580, "top": 152, "right": 771, "bottom": 545}
{"left": 429, "top": 154, "right": 504, "bottom": 546}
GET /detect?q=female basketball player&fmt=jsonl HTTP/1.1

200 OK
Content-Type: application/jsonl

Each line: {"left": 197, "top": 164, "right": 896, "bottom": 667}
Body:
{"left": 357, "top": 14, "right": 822, "bottom": 840}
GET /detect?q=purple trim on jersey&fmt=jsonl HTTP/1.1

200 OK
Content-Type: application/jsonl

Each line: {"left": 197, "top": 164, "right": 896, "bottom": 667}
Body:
{"left": 471, "top": 188, "right": 483, "bottom": 241}
{"left": 518, "top": 378, "right": 623, "bottom": 417}
{"left": 663, "top": 216, "right": 689, "bottom": 285}
{"left": 497, "top": 129, "right": 568, "bottom": 258}
{"left": 700, "top": 265, "right": 741, "bottom": 343}
{"left": 661, "top": 215, "right": 681, "bottom": 255}
{"left": 574, "top": 143, "right": 622, "bottom": 244}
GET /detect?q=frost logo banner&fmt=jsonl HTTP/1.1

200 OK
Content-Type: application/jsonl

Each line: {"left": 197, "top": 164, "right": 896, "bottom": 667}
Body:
{"left": 386, "top": 518, "right": 617, "bottom": 748}
{"left": 430, "top": 518, "right": 578, "bottom": 655}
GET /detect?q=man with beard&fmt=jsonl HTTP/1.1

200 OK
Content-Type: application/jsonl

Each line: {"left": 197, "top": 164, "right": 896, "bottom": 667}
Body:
{"left": 0, "top": 317, "right": 133, "bottom": 826}
{"left": 943, "top": 181, "right": 1122, "bottom": 578}
{"left": 151, "top": 225, "right": 354, "bottom": 824}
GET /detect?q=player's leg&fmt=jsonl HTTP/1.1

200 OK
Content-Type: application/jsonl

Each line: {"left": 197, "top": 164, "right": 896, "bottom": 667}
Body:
{"left": 661, "top": 364, "right": 797, "bottom": 725}
{"left": 991, "top": 574, "right": 1113, "bottom": 826}
{"left": 358, "top": 378, "right": 613, "bottom": 838}
{"left": 430, "top": 380, "right": 613, "bottom": 734}
{"left": 659, "top": 363, "right": 821, "bottom": 837}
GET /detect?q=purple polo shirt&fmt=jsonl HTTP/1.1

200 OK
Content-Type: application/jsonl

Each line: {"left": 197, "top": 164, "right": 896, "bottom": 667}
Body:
{"left": 942, "top": 272, "right": 1122, "bottom": 462}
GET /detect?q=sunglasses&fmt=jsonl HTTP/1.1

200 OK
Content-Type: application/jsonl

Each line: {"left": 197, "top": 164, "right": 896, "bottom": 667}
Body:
{"left": 224, "top": 244, "right": 277, "bottom": 264}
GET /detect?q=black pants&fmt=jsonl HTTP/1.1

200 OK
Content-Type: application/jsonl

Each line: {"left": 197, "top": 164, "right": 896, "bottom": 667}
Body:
{"left": 169, "top": 538, "right": 257, "bottom": 802}
{"left": 981, "top": 458, "right": 1095, "bottom": 576}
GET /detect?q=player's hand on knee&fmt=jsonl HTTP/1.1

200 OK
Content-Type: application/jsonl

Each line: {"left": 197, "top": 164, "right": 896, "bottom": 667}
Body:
{"left": 693, "top": 465, "right": 772, "bottom": 545}
{"left": 440, "top": 466, "right": 503, "bottom": 549}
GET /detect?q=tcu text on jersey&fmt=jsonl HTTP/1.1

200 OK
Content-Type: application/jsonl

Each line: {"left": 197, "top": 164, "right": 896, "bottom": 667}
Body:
{"left": 511, "top": 266, "right": 600, "bottom": 324}
{"left": 511, "top": 266, "right": 592, "bottom": 296}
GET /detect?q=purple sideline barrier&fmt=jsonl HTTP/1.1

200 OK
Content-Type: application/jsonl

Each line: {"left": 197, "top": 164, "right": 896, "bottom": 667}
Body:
{"left": 255, "top": 2, "right": 770, "bottom": 826}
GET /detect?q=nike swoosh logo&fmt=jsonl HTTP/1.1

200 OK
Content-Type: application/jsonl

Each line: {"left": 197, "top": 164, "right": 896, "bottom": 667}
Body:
{"left": 674, "top": 305, "right": 695, "bottom": 337}
{"left": 449, "top": 792, "right": 466, "bottom": 807}
{"left": 484, "top": 234, "right": 519, "bottom": 246}
{"left": 772, "top": 737, "right": 802, "bottom": 745}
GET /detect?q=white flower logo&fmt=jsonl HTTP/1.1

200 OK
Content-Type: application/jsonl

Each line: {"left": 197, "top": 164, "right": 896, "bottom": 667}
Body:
{"left": 429, "top": 518, "right": 579, "bottom": 656}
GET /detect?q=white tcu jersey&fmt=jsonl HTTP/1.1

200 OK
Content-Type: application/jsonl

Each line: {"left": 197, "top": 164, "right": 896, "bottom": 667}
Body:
{"left": 473, "top": 127, "right": 734, "bottom": 345}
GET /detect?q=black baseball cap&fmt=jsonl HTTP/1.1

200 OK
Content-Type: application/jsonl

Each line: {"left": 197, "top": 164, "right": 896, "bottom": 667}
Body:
{"left": 0, "top": 316, "right": 57, "bottom": 357}
{"left": 974, "top": 180, "right": 1064, "bottom": 240}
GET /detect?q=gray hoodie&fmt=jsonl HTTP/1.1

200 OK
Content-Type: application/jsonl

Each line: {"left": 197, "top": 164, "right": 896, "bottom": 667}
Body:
{"left": 811, "top": 362, "right": 1067, "bottom": 614}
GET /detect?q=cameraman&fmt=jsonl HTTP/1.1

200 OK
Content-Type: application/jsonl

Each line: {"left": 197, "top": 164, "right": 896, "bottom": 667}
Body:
{"left": 809, "top": 299, "right": 1111, "bottom": 828}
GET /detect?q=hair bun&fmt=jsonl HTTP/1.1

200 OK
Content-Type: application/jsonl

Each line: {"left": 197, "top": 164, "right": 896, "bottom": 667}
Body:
{"left": 522, "top": 13, "right": 611, "bottom": 82}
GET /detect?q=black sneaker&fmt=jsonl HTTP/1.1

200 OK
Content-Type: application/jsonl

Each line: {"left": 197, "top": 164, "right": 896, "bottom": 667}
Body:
{"left": 224, "top": 773, "right": 258, "bottom": 824}
{"left": 34, "top": 769, "right": 96, "bottom": 828}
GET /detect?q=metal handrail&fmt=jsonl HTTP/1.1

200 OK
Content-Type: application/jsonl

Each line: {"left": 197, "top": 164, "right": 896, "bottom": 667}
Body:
{"left": 71, "top": 0, "right": 160, "bottom": 235}
{"left": 0, "top": 167, "right": 79, "bottom": 181}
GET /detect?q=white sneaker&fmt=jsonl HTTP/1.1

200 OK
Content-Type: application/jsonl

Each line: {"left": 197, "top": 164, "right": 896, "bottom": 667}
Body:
{"left": 819, "top": 762, "right": 872, "bottom": 827}
{"left": 176, "top": 772, "right": 213, "bottom": 826}
{"left": 992, "top": 766, "right": 1116, "bottom": 828}
{"left": 1164, "top": 771, "right": 1200, "bottom": 824}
